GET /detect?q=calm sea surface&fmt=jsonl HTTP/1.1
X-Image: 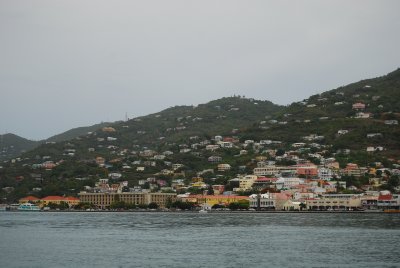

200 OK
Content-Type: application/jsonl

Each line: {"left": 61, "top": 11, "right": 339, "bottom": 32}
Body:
{"left": 0, "top": 212, "right": 399, "bottom": 268}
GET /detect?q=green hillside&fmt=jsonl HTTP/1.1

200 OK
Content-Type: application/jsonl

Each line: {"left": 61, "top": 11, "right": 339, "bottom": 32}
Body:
{"left": 241, "top": 68, "right": 400, "bottom": 156}
{"left": 46, "top": 122, "right": 114, "bottom": 143}
{"left": 20, "top": 97, "right": 282, "bottom": 161}
{"left": 1, "top": 69, "right": 399, "bottom": 202}
{"left": 0, "top": 134, "right": 39, "bottom": 162}
{"left": 0, "top": 122, "right": 115, "bottom": 162}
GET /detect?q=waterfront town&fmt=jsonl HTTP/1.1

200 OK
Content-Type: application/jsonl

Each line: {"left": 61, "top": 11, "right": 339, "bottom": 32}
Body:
{"left": 11, "top": 128, "right": 400, "bottom": 212}
{"left": 2, "top": 87, "right": 400, "bottom": 212}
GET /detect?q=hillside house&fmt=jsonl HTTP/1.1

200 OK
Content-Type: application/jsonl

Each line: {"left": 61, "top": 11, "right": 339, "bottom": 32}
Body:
{"left": 102, "top": 127, "right": 116, "bottom": 132}
{"left": 217, "top": 164, "right": 231, "bottom": 172}
{"left": 352, "top": 102, "right": 366, "bottom": 110}
{"left": 219, "top": 141, "right": 233, "bottom": 148}
{"left": 42, "top": 161, "right": 56, "bottom": 170}
{"left": 206, "top": 145, "right": 220, "bottom": 151}
{"left": 253, "top": 165, "right": 279, "bottom": 176}
{"left": 172, "top": 164, "right": 184, "bottom": 170}
{"left": 296, "top": 165, "right": 318, "bottom": 178}
{"left": 163, "top": 151, "right": 174, "bottom": 156}
{"left": 252, "top": 177, "right": 278, "bottom": 191}
{"left": 341, "top": 163, "right": 367, "bottom": 177}
{"left": 292, "top": 143, "right": 306, "bottom": 148}
{"left": 154, "top": 155, "right": 166, "bottom": 160}
{"left": 275, "top": 177, "right": 304, "bottom": 190}
{"left": 384, "top": 120, "right": 398, "bottom": 125}
{"left": 234, "top": 175, "right": 258, "bottom": 192}
{"left": 367, "top": 133, "right": 382, "bottom": 138}
{"left": 211, "top": 185, "right": 225, "bottom": 195}
{"left": 338, "top": 130, "right": 349, "bottom": 135}
{"left": 355, "top": 112, "right": 371, "bottom": 119}
{"left": 318, "top": 168, "right": 334, "bottom": 180}
{"left": 208, "top": 156, "right": 222, "bottom": 163}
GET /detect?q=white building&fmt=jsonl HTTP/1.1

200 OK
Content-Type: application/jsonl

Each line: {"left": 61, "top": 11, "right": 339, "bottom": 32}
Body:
{"left": 318, "top": 167, "right": 334, "bottom": 180}
{"left": 248, "top": 193, "right": 276, "bottom": 209}
{"left": 275, "top": 177, "right": 304, "bottom": 190}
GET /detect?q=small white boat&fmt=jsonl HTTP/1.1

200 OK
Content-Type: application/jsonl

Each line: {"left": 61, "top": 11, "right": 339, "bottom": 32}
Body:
{"left": 199, "top": 203, "right": 209, "bottom": 213}
{"left": 18, "top": 203, "right": 40, "bottom": 211}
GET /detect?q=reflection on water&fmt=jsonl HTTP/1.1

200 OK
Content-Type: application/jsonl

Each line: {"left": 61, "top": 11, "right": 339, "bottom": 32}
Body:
{"left": 0, "top": 212, "right": 399, "bottom": 267}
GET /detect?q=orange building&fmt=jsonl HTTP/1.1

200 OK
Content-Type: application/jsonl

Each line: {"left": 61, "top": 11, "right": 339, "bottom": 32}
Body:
{"left": 296, "top": 166, "right": 318, "bottom": 177}
{"left": 19, "top": 195, "right": 40, "bottom": 204}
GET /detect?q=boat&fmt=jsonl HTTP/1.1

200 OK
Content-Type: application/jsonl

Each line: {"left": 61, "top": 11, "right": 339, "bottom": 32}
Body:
{"left": 383, "top": 209, "right": 400, "bottom": 213}
{"left": 18, "top": 203, "right": 41, "bottom": 211}
{"left": 199, "top": 202, "right": 208, "bottom": 213}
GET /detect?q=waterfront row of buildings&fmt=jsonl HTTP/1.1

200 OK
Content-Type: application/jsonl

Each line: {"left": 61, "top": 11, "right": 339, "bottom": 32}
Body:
{"left": 19, "top": 190, "right": 400, "bottom": 211}
{"left": 249, "top": 191, "right": 400, "bottom": 211}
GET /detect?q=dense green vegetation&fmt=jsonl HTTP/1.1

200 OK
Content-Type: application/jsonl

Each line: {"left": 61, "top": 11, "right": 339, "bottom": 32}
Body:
{"left": 0, "top": 133, "right": 39, "bottom": 162}
{"left": 0, "top": 123, "right": 115, "bottom": 162}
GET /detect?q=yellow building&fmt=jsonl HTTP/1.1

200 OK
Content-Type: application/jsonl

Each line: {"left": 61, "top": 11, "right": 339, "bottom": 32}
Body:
{"left": 40, "top": 196, "right": 80, "bottom": 208}
{"left": 306, "top": 194, "right": 362, "bottom": 210}
{"left": 191, "top": 181, "right": 207, "bottom": 188}
{"left": 63, "top": 197, "right": 80, "bottom": 207}
{"left": 191, "top": 177, "right": 204, "bottom": 183}
{"left": 233, "top": 175, "right": 257, "bottom": 192}
{"left": 78, "top": 192, "right": 177, "bottom": 209}
{"left": 180, "top": 195, "right": 248, "bottom": 207}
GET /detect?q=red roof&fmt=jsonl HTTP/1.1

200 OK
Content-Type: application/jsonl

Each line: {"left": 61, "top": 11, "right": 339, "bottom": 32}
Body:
{"left": 41, "top": 196, "right": 65, "bottom": 201}
{"left": 378, "top": 194, "right": 393, "bottom": 201}
{"left": 63, "top": 197, "right": 80, "bottom": 201}
{"left": 20, "top": 195, "right": 39, "bottom": 201}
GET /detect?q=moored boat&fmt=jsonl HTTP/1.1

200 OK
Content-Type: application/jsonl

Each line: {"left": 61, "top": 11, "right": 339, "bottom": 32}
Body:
{"left": 383, "top": 209, "right": 400, "bottom": 213}
{"left": 18, "top": 203, "right": 40, "bottom": 211}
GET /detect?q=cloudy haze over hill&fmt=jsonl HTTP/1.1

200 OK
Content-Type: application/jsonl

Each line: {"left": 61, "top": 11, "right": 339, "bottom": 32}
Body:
{"left": 1, "top": 0, "right": 400, "bottom": 140}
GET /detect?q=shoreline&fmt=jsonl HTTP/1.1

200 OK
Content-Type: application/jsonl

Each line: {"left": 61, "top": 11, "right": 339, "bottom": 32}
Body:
{"left": 3, "top": 209, "right": 395, "bottom": 214}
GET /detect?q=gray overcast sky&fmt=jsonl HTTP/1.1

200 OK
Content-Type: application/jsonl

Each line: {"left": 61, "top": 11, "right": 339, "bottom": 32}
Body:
{"left": 1, "top": 0, "right": 399, "bottom": 140}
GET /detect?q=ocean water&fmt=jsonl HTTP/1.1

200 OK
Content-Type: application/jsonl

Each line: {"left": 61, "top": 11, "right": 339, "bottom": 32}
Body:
{"left": 0, "top": 212, "right": 399, "bottom": 268}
